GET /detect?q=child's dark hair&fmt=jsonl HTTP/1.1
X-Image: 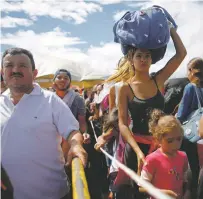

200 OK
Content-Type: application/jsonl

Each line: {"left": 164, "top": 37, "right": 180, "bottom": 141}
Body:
{"left": 103, "top": 108, "right": 118, "bottom": 132}
{"left": 149, "top": 109, "right": 183, "bottom": 140}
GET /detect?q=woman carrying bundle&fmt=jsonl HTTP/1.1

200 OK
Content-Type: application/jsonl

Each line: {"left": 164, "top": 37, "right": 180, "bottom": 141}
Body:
{"left": 115, "top": 6, "right": 186, "bottom": 199}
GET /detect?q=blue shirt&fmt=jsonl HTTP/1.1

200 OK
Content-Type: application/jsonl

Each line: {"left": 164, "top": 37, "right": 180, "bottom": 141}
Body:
{"left": 177, "top": 83, "right": 203, "bottom": 123}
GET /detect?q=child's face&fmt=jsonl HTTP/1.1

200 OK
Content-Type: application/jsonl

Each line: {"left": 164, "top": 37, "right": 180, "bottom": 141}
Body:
{"left": 159, "top": 128, "right": 183, "bottom": 156}
{"left": 90, "top": 103, "right": 95, "bottom": 113}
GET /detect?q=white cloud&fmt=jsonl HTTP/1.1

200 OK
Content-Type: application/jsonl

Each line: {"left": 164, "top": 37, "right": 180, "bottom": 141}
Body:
{"left": 1, "top": 16, "right": 34, "bottom": 28}
{"left": 127, "top": 2, "right": 151, "bottom": 9}
{"left": 1, "top": 27, "right": 122, "bottom": 80}
{"left": 97, "top": 0, "right": 123, "bottom": 5}
{"left": 2, "top": 1, "right": 203, "bottom": 80}
{"left": 113, "top": 10, "right": 128, "bottom": 21}
{"left": 86, "top": 42, "right": 122, "bottom": 75}
{"left": 1, "top": 0, "right": 102, "bottom": 24}
{"left": 1, "top": 27, "right": 89, "bottom": 78}
{"left": 1, "top": 27, "right": 86, "bottom": 49}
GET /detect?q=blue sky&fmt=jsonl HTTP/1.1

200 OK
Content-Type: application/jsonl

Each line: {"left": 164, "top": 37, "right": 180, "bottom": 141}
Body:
{"left": 1, "top": 1, "right": 142, "bottom": 52}
{"left": 1, "top": 0, "right": 203, "bottom": 80}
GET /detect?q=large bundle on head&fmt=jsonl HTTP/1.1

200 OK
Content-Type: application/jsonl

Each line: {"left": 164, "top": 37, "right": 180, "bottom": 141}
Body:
{"left": 113, "top": 5, "right": 177, "bottom": 64}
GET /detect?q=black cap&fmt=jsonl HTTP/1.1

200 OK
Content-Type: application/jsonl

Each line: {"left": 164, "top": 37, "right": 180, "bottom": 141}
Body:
{"left": 53, "top": 69, "right": 71, "bottom": 81}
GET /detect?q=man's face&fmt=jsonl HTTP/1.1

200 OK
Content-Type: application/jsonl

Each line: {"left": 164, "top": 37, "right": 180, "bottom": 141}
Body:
{"left": 96, "top": 85, "right": 103, "bottom": 95}
{"left": 54, "top": 72, "right": 71, "bottom": 91}
{"left": 2, "top": 53, "right": 37, "bottom": 93}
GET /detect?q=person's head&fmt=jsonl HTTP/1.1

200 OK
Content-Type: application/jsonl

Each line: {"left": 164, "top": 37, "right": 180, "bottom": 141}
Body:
{"left": 84, "top": 89, "right": 94, "bottom": 100}
{"left": 128, "top": 48, "right": 152, "bottom": 73}
{"left": 187, "top": 57, "right": 203, "bottom": 86}
{"left": 106, "top": 48, "right": 153, "bottom": 83}
{"left": 96, "top": 84, "right": 103, "bottom": 95}
{"left": 53, "top": 69, "right": 71, "bottom": 91}
{"left": 89, "top": 102, "right": 96, "bottom": 113}
{"left": 92, "top": 84, "right": 97, "bottom": 92}
{"left": 1, "top": 48, "right": 38, "bottom": 93}
{"left": 83, "top": 89, "right": 88, "bottom": 99}
{"left": 149, "top": 109, "right": 184, "bottom": 155}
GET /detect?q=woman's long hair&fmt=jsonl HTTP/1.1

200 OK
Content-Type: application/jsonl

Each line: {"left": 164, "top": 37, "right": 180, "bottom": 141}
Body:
{"left": 103, "top": 107, "right": 118, "bottom": 132}
{"left": 106, "top": 49, "right": 135, "bottom": 83}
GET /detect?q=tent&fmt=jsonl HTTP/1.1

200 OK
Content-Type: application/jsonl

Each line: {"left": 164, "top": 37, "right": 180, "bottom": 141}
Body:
{"left": 35, "top": 74, "right": 105, "bottom": 89}
{"left": 35, "top": 56, "right": 109, "bottom": 89}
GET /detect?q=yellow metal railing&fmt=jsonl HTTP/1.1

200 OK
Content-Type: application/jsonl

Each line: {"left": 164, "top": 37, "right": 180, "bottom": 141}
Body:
{"left": 72, "top": 158, "right": 91, "bottom": 199}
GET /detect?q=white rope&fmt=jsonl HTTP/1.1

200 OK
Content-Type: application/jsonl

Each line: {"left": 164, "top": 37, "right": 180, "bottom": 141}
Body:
{"left": 90, "top": 120, "right": 173, "bottom": 199}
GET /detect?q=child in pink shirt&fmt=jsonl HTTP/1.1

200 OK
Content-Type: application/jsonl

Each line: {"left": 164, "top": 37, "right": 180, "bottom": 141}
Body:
{"left": 140, "top": 109, "right": 191, "bottom": 199}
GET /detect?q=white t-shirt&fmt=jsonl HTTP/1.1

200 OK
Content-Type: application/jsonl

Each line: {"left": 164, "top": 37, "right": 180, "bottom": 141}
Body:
{"left": 0, "top": 84, "right": 79, "bottom": 199}
{"left": 114, "top": 81, "right": 123, "bottom": 107}
{"left": 109, "top": 82, "right": 123, "bottom": 174}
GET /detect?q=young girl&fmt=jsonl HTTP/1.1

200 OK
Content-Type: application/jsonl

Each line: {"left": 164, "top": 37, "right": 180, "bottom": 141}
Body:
{"left": 94, "top": 108, "right": 119, "bottom": 198}
{"left": 94, "top": 107, "right": 119, "bottom": 154}
{"left": 140, "top": 109, "right": 190, "bottom": 199}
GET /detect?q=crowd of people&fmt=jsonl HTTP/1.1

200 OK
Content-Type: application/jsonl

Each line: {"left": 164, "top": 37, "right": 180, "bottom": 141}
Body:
{"left": 1, "top": 5, "right": 203, "bottom": 199}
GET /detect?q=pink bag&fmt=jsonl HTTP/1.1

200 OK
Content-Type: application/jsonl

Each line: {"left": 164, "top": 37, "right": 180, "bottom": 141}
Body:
{"left": 101, "top": 94, "right": 109, "bottom": 112}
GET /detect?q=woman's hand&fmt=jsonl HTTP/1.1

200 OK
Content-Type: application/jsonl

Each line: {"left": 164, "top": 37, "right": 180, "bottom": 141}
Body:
{"left": 137, "top": 152, "right": 146, "bottom": 175}
{"left": 94, "top": 135, "right": 107, "bottom": 151}
{"left": 89, "top": 116, "right": 94, "bottom": 121}
{"left": 83, "top": 133, "right": 91, "bottom": 144}
{"left": 168, "top": 20, "right": 175, "bottom": 30}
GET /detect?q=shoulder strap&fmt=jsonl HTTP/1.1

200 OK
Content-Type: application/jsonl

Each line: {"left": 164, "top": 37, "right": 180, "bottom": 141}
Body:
{"left": 194, "top": 86, "right": 202, "bottom": 110}
{"left": 128, "top": 83, "right": 135, "bottom": 97}
{"left": 151, "top": 75, "right": 159, "bottom": 90}
{"left": 197, "top": 87, "right": 203, "bottom": 104}
{"left": 63, "top": 89, "right": 77, "bottom": 108}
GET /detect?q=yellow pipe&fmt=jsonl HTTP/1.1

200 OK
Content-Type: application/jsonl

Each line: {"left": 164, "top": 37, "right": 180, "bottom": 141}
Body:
{"left": 72, "top": 158, "right": 91, "bottom": 199}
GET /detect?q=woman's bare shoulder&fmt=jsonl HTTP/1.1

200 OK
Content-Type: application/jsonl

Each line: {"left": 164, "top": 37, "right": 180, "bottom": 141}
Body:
{"left": 120, "top": 82, "right": 130, "bottom": 89}
{"left": 119, "top": 83, "right": 131, "bottom": 97}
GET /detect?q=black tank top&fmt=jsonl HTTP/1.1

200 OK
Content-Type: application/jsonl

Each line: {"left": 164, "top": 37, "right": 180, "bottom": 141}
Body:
{"left": 128, "top": 77, "right": 165, "bottom": 135}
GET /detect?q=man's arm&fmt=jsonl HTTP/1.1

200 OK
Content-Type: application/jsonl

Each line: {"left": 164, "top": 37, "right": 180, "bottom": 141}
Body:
{"left": 66, "top": 130, "right": 87, "bottom": 167}
{"left": 176, "top": 84, "right": 193, "bottom": 122}
{"left": 78, "top": 115, "right": 86, "bottom": 134}
{"left": 76, "top": 96, "right": 90, "bottom": 144}
{"left": 52, "top": 94, "right": 87, "bottom": 167}
{"left": 76, "top": 95, "right": 87, "bottom": 133}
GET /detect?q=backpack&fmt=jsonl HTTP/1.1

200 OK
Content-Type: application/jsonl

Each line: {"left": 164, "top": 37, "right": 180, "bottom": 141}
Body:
{"left": 164, "top": 78, "right": 189, "bottom": 114}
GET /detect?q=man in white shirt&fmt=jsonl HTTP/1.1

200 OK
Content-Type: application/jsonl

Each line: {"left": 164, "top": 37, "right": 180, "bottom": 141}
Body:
{"left": 0, "top": 48, "right": 87, "bottom": 199}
